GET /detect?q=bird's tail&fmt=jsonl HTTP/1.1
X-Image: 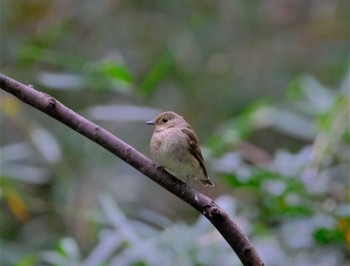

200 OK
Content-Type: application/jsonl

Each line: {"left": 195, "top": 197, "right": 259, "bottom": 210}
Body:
{"left": 199, "top": 178, "right": 214, "bottom": 187}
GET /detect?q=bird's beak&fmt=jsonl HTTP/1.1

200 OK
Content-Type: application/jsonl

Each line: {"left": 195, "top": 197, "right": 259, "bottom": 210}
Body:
{"left": 146, "top": 120, "right": 156, "bottom": 125}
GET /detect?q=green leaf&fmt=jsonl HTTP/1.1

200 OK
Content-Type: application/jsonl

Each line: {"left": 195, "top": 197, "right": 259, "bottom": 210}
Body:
{"left": 313, "top": 227, "right": 344, "bottom": 245}
{"left": 139, "top": 52, "right": 174, "bottom": 95}
{"left": 16, "top": 254, "right": 39, "bottom": 266}
{"left": 98, "top": 61, "right": 133, "bottom": 83}
{"left": 19, "top": 44, "right": 85, "bottom": 70}
{"left": 287, "top": 76, "right": 303, "bottom": 101}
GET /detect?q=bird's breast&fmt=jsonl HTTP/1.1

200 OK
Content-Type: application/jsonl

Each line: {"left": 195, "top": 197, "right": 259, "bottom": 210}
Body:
{"left": 150, "top": 129, "right": 199, "bottom": 175}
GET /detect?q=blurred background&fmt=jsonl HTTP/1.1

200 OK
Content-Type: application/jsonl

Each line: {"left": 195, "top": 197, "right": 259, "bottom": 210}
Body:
{"left": 1, "top": 0, "right": 349, "bottom": 265}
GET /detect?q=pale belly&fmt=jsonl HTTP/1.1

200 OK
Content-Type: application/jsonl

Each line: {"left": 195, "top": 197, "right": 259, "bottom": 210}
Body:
{"left": 150, "top": 130, "right": 200, "bottom": 176}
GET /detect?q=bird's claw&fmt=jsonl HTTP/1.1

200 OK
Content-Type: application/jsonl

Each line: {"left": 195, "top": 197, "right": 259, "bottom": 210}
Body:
{"left": 156, "top": 165, "right": 165, "bottom": 171}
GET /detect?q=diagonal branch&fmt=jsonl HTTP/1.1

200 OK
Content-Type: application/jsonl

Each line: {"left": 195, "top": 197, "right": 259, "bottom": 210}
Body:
{"left": 0, "top": 73, "right": 264, "bottom": 266}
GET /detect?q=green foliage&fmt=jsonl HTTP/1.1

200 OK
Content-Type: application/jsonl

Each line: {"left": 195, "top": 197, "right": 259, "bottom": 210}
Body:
{"left": 41, "top": 238, "right": 82, "bottom": 266}
{"left": 313, "top": 226, "right": 347, "bottom": 245}
{"left": 210, "top": 74, "right": 349, "bottom": 264}
{"left": 84, "top": 60, "right": 134, "bottom": 92}
{"left": 15, "top": 254, "right": 39, "bottom": 266}
{"left": 139, "top": 52, "right": 174, "bottom": 96}
{"left": 19, "top": 43, "right": 85, "bottom": 71}
{"left": 207, "top": 99, "right": 274, "bottom": 155}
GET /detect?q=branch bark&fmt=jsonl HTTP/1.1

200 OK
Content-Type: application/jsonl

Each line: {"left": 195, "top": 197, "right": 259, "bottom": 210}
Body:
{"left": 0, "top": 73, "right": 264, "bottom": 266}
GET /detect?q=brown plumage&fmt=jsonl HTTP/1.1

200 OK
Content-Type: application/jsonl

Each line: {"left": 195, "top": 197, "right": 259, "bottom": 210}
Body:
{"left": 146, "top": 111, "right": 214, "bottom": 187}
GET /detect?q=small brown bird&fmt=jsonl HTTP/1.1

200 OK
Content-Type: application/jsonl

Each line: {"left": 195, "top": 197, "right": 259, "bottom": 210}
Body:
{"left": 146, "top": 111, "right": 214, "bottom": 187}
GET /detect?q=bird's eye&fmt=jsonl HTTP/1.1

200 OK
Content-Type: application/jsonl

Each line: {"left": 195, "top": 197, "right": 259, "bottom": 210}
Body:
{"left": 162, "top": 118, "right": 168, "bottom": 123}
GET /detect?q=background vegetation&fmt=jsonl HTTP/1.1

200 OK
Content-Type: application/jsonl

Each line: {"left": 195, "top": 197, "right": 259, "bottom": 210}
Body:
{"left": 1, "top": 1, "right": 349, "bottom": 265}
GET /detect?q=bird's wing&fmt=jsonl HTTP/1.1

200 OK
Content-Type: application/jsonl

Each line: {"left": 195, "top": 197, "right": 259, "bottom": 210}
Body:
{"left": 181, "top": 128, "right": 208, "bottom": 177}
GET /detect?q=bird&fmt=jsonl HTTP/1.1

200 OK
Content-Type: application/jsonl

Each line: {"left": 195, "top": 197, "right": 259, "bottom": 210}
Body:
{"left": 146, "top": 111, "right": 214, "bottom": 187}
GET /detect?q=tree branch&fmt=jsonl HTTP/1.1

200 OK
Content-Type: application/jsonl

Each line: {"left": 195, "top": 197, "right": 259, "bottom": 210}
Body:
{"left": 0, "top": 73, "right": 264, "bottom": 266}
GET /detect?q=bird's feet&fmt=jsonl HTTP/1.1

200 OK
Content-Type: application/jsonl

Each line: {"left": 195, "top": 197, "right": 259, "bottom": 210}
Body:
{"left": 182, "top": 175, "right": 190, "bottom": 195}
{"left": 156, "top": 165, "right": 165, "bottom": 171}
